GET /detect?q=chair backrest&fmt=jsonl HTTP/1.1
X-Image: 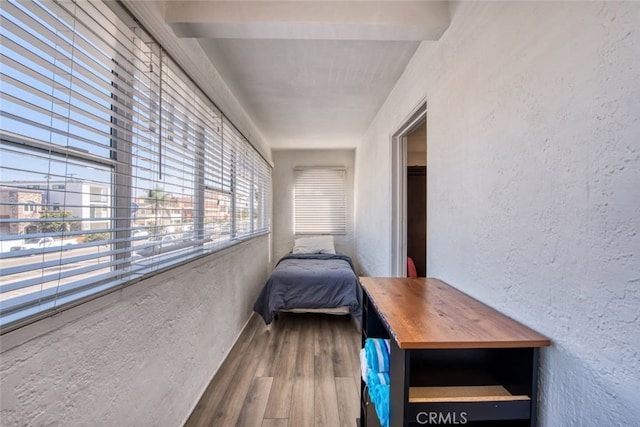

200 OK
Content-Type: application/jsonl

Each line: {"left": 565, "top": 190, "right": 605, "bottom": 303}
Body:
{"left": 407, "top": 257, "right": 418, "bottom": 278}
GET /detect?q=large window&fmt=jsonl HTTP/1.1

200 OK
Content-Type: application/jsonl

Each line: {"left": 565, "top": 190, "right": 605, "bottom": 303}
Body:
{"left": 0, "top": 0, "right": 272, "bottom": 330}
{"left": 294, "top": 168, "right": 346, "bottom": 235}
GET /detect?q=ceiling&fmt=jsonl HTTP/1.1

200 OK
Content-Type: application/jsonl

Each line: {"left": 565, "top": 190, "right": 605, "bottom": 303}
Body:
{"left": 164, "top": 1, "right": 450, "bottom": 149}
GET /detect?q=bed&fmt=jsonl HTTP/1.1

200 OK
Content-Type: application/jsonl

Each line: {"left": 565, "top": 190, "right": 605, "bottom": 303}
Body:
{"left": 253, "top": 237, "right": 362, "bottom": 324}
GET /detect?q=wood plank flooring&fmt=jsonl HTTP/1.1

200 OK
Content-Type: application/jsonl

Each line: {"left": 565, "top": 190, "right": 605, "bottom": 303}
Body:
{"left": 185, "top": 312, "right": 361, "bottom": 427}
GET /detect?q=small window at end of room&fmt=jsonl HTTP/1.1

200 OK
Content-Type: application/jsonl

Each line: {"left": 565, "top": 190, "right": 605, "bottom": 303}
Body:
{"left": 294, "top": 168, "right": 346, "bottom": 235}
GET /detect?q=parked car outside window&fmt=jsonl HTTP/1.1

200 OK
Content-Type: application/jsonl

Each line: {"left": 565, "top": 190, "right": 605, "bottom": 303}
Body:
{"left": 136, "top": 234, "right": 176, "bottom": 257}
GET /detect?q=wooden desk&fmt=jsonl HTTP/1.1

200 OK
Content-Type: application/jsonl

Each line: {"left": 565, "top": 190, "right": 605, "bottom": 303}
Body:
{"left": 359, "top": 277, "right": 550, "bottom": 427}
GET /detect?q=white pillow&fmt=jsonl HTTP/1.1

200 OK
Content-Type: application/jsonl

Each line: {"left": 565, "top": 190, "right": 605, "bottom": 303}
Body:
{"left": 292, "top": 236, "right": 336, "bottom": 254}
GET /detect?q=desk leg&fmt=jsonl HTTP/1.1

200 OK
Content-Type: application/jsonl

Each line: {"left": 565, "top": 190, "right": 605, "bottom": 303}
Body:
{"left": 530, "top": 347, "right": 540, "bottom": 427}
{"left": 389, "top": 340, "right": 409, "bottom": 426}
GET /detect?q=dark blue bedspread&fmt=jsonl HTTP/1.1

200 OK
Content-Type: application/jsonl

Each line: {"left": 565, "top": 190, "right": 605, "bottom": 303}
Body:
{"left": 253, "top": 253, "right": 362, "bottom": 324}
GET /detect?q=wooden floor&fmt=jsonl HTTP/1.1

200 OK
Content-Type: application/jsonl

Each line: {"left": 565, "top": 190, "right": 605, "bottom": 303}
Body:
{"left": 184, "top": 312, "right": 362, "bottom": 427}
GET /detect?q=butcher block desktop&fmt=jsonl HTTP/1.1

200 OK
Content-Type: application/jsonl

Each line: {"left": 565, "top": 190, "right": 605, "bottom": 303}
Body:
{"left": 359, "top": 277, "right": 550, "bottom": 427}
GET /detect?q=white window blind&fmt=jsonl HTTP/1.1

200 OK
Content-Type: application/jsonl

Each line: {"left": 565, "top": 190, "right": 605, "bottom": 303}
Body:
{"left": 294, "top": 168, "right": 346, "bottom": 235}
{"left": 0, "top": 0, "right": 272, "bottom": 330}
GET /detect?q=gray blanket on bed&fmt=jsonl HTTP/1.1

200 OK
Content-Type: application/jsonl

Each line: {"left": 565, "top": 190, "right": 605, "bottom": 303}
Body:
{"left": 253, "top": 253, "right": 362, "bottom": 324}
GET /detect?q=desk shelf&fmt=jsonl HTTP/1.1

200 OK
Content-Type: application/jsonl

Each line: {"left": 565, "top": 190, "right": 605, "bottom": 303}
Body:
{"left": 408, "top": 386, "right": 530, "bottom": 403}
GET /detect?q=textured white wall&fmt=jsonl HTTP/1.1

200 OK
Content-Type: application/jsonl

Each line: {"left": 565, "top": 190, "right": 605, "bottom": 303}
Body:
{"left": 272, "top": 149, "right": 357, "bottom": 266}
{"left": 0, "top": 237, "right": 271, "bottom": 426}
{"left": 356, "top": 2, "right": 640, "bottom": 426}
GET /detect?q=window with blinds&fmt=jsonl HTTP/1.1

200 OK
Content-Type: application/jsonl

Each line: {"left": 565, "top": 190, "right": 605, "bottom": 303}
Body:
{"left": 294, "top": 168, "right": 346, "bottom": 235}
{"left": 0, "top": 0, "right": 272, "bottom": 330}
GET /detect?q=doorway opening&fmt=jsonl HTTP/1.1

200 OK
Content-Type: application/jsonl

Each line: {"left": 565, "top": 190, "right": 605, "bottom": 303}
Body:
{"left": 391, "top": 102, "right": 426, "bottom": 277}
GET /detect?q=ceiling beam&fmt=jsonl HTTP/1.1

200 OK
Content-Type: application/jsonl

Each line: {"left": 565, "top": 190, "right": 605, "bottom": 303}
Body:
{"left": 166, "top": 1, "right": 450, "bottom": 41}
